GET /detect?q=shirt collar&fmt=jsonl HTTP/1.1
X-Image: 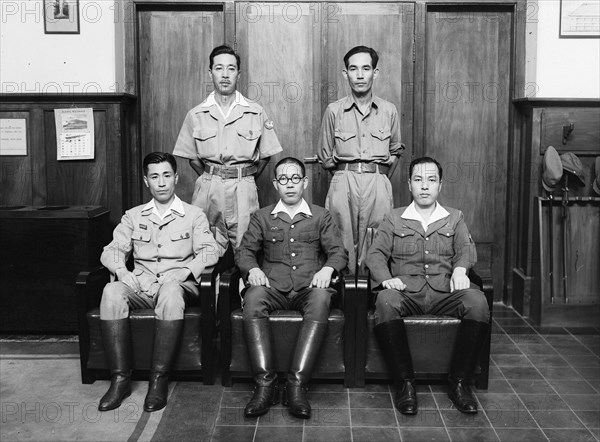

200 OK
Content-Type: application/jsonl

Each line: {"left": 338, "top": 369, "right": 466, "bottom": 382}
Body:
{"left": 201, "top": 91, "right": 249, "bottom": 117}
{"left": 401, "top": 201, "right": 449, "bottom": 232}
{"left": 342, "top": 95, "right": 381, "bottom": 112}
{"left": 142, "top": 195, "right": 185, "bottom": 220}
{"left": 271, "top": 198, "right": 312, "bottom": 220}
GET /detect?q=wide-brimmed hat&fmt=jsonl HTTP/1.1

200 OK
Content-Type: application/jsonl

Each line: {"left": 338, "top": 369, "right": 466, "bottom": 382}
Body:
{"left": 593, "top": 156, "right": 600, "bottom": 195}
{"left": 542, "top": 146, "right": 563, "bottom": 192}
{"left": 560, "top": 152, "right": 586, "bottom": 187}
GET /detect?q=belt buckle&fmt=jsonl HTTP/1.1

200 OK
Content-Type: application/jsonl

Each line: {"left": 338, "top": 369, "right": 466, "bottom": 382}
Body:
{"left": 237, "top": 167, "right": 243, "bottom": 180}
{"left": 356, "top": 162, "right": 364, "bottom": 173}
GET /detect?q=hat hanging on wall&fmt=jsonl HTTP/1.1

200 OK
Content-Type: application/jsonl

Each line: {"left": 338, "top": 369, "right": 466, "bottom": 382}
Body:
{"left": 542, "top": 146, "right": 563, "bottom": 192}
{"left": 560, "top": 152, "right": 586, "bottom": 187}
{"left": 593, "top": 156, "right": 600, "bottom": 195}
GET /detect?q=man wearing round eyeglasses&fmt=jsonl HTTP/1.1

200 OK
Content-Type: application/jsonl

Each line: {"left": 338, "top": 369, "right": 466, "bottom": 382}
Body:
{"left": 173, "top": 45, "right": 283, "bottom": 257}
{"left": 236, "top": 157, "right": 348, "bottom": 419}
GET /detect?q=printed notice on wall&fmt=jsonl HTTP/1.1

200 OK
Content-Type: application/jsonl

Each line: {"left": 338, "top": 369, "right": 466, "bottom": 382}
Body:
{"left": 54, "top": 108, "right": 95, "bottom": 160}
{"left": 0, "top": 119, "right": 27, "bottom": 156}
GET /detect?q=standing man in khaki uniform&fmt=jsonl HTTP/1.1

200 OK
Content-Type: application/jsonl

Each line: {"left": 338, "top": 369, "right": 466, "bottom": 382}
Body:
{"left": 318, "top": 45, "right": 404, "bottom": 274}
{"left": 173, "top": 45, "right": 283, "bottom": 256}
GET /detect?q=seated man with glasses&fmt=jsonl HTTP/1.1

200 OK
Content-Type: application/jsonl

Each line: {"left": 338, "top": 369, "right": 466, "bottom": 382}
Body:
{"left": 236, "top": 157, "right": 348, "bottom": 419}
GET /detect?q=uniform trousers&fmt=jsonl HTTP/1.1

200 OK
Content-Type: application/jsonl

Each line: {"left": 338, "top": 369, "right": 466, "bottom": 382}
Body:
{"left": 192, "top": 173, "right": 258, "bottom": 255}
{"left": 242, "top": 285, "right": 335, "bottom": 323}
{"left": 325, "top": 170, "right": 393, "bottom": 273}
{"left": 374, "top": 284, "right": 489, "bottom": 325}
{"left": 100, "top": 279, "right": 199, "bottom": 320}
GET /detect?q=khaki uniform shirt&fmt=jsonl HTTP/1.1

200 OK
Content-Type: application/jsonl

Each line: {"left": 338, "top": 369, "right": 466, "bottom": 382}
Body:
{"left": 100, "top": 197, "right": 220, "bottom": 296}
{"left": 365, "top": 206, "right": 477, "bottom": 293}
{"left": 173, "top": 92, "right": 282, "bottom": 166}
{"left": 318, "top": 95, "right": 403, "bottom": 169}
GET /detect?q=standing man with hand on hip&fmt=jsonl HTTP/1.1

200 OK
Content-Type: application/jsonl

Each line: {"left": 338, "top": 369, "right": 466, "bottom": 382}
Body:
{"left": 318, "top": 45, "right": 404, "bottom": 274}
{"left": 173, "top": 45, "right": 283, "bottom": 256}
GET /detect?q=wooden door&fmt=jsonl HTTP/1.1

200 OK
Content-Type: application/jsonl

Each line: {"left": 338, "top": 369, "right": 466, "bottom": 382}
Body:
{"left": 419, "top": 5, "right": 513, "bottom": 299}
{"left": 138, "top": 5, "right": 225, "bottom": 204}
{"left": 236, "top": 2, "right": 413, "bottom": 206}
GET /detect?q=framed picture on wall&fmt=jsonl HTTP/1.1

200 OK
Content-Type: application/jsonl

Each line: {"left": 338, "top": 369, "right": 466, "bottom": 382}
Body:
{"left": 44, "top": 0, "right": 80, "bottom": 34}
{"left": 560, "top": 0, "right": 600, "bottom": 38}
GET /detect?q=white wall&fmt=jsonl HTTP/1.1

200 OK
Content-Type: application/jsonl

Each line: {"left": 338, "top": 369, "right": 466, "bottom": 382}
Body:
{"left": 0, "top": 0, "right": 116, "bottom": 93}
{"left": 531, "top": 0, "right": 600, "bottom": 98}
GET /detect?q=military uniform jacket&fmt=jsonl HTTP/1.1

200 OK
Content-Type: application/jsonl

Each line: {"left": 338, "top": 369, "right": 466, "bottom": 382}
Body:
{"left": 365, "top": 206, "right": 477, "bottom": 293}
{"left": 100, "top": 200, "right": 220, "bottom": 295}
{"left": 235, "top": 204, "right": 349, "bottom": 292}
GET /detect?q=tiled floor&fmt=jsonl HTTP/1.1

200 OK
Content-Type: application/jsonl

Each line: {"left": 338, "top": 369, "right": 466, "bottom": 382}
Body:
{"left": 212, "top": 304, "right": 600, "bottom": 442}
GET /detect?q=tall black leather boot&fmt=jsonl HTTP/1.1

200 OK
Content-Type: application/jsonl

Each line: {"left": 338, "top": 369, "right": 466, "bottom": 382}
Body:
{"left": 283, "top": 320, "right": 328, "bottom": 419}
{"left": 98, "top": 319, "right": 132, "bottom": 411}
{"left": 374, "top": 319, "right": 418, "bottom": 415}
{"left": 448, "top": 319, "right": 489, "bottom": 414}
{"left": 243, "top": 318, "right": 279, "bottom": 417}
{"left": 144, "top": 319, "right": 184, "bottom": 412}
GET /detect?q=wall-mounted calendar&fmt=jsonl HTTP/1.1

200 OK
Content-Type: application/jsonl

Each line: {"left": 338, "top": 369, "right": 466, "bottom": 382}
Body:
{"left": 54, "top": 108, "right": 95, "bottom": 160}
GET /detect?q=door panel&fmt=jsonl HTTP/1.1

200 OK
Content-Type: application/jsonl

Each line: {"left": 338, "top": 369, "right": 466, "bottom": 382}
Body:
{"left": 138, "top": 7, "right": 224, "bottom": 204}
{"left": 423, "top": 7, "right": 512, "bottom": 299}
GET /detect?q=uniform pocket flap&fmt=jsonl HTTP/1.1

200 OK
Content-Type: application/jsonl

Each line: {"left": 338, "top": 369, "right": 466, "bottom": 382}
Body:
{"left": 298, "top": 230, "right": 319, "bottom": 242}
{"left": 265, "top": 231, "right": 284, "bottom": 242}
{"left": 192, "top": 128, "right": 217, "bottom": 141}
{"left": 371, "top": 129, "right": 391, "bottom": 141}
{"left": 334, "top": 131, "right": 357, "bottom": 142}
{"left": 170, "top": 229, "right": 191, "bottom": 241}
{"left": 132, "top": 230, "right": 151, "bottom": 242}
{"left": 393, "top": 228, "right": 416, "bottom": 238}
{"left": 437, "top": 228, "right": 456, "bottom": 237}
{"left": 237, "top": 129, "right": 261, "bottom": 141}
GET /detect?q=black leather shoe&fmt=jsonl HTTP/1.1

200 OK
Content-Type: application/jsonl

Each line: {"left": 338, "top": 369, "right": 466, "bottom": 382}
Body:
{"left": 394, "top": 379, "right": 418, "bottom": 415}
{"left": 448, "top": 377, "right": 478, "bottom": 414}
{"left": 143, "top": 372, "right": 169, "bottom": 412}
{"left": 99, "top": 373, "right": 131, "bottom": 411}
{"left": 244, "top": 384, "right": 280, "bottom": 417}
{"left": 282, "top": 383, "right": 311, "bottom": 419}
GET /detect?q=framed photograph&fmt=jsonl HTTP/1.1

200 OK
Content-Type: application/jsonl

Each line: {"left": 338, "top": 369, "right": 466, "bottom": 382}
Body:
{"left": 560, "top": 0, "right": 600, "bottom": 38}
{"left": 44, "top": 0, "right": 80, "bottom": 34}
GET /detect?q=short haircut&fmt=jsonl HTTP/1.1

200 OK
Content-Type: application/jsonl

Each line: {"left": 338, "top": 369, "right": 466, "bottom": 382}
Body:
{"left": 409, "top": 156, "right": 443, "bottom": 181}
{"left": 274, "top": 157, "right": 306, "bottom": 178}
{"left": 209, "top": 45, "right": 241, "bottom": 70}
{"left": 143, "top": 152, "right": 177, "bottom": 176}
{"left": 343, "top": 46, "right": 379, "bottom": 69}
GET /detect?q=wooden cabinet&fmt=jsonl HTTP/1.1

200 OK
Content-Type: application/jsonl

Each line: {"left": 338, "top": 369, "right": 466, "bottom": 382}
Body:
{"left": 0, "top": 206, "right": 111, "bottom": 333}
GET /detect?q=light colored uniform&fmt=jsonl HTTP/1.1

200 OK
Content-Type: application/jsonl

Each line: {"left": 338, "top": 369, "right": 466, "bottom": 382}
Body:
{"left": 318, "top": 95, "right": 404, "bottom": 273}
{"left": 99, "top": 196, "right": 219, "bottom": 320}
{"left": 173, "top": 92, "right": 283, "bottom": 254}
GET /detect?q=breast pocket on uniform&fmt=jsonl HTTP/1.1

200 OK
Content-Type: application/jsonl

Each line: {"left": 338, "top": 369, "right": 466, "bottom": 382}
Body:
{"left": 132, "top": 230, "right": 151, "bottom": 254}
{"left": 436, "top": 228, "right": 455, "bottom": 256}
{"left": 392, "top": 228, "right": 418, "bottom": 256}
{"left": 334, "top": 130, "right": 358, "bottom": 158}
{"left": 264, "top": 230, "right": 284, "bottom": 262}
{"left": 193, "top": 128, "right": 218, "bottom": 157}
{"left": 237, "top": 128, "right": 262, "bottom": 153}
{"left": 370, "top": 128, "right": 392, "bottom": 156}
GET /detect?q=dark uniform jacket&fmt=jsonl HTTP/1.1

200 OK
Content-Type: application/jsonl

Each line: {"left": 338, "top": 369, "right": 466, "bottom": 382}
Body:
{"left": 365, "top": 206, "right": 476, "bottom": 293}
{"left": 235, "top": 203, "right": 348, "bottom": 292}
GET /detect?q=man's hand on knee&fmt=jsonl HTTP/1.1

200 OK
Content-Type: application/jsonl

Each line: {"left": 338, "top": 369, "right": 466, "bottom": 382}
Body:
{"left": 311, "top": 266, "right": 334, "bottom": 289}
{"left": 115, "top": 268, "right": 141, "bottom": 293}
{"left": 450, "top": 267, "right": 470, "bottom": 292}
{"left": 162, "top": 268, "right": 192, "bottom": 284}
{"left": 248, "top": 267, "right": 270, "bottom": 287}
{"left": 382, "top": 277, "right": 406, "bottom": 291}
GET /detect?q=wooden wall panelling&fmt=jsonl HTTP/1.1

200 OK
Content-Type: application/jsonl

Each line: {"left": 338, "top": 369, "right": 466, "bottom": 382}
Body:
{"left": 421, "top": 5, "right": 514, "bottom": 300}
{"left": 0, "top": 110, "right": 34, "bottom": 205}
{"left": 236, "top": 2, "right": 322, "bottom": 205}
{"left": 137, "top": 5, "right": 225, "bottom": 205}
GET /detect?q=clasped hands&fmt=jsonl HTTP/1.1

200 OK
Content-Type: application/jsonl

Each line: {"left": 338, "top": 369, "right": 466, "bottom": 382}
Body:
{"left": 248, "top": 266, "right": 335, "bottom": 289}
{"left": 382, "top": 267, "right": 470, "bottom": 293}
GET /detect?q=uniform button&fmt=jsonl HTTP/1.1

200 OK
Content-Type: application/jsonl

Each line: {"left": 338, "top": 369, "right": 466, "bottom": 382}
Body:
{"left": 446, "top": 233, "right": 450, "bottom": 237}
{"left": 291, "top": 253, "right": 296, "bottom": 257}
{"left": 292, "top": 266, "right": 297, "bottom": 270}
{"left": 291, "top": 225, "right": 295, "bottom": 229}
{"left": 362, "top": 134, "right": 365, "bottom": 137}
{"left": 157, "top": 258, "right": 162, "bottom": 262}
{"left": 400, "top": 234, "right": 405, "bottom": 237}
{"left": 158, "top": 244, "right": 162, "bottom": 248}
{"left": 157, "top": 273, "right": 161, "bottom": 278}
{"left": 425, "top": 237, "right": 429, "bottom": 241}
{"left": 424, "top": 264, "right": 429, "bottom": 269}
{"left": 425, "top": 250, "right": 429, "bottom": 254}
{"left": 425, "top": 275, "right": 429, "bottom": 279}
{"left": 290, "top": 238, "right": 295, "bottom": 242}
{"left": 272, "top": 238, "right": 276, "bottom": 242}
{"left": 159, "top": 226, "right": 163, "bottom": 230}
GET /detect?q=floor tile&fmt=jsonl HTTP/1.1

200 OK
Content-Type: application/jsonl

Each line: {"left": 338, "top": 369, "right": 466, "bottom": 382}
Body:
{"left": 487, "top": 408, "right": 538, "bottom": 429}
{"left": 574, "top": 409, "right": 600, "bottom": 428}
{"left": 518, "top": 393, "right": 569, "bottom": 411}
{"left": 561, "top": 394, "right": 600, "bottom": 410}
{"left": 416, "top": 391, "right": 440, "bottom": 410}
{"left": 254, "top": 425, "right": 303, "bottom": 442}
{"left": 216, "top": 406, "right": 257, "bottom": 426}
{"left": 221, "top": 390, "right": 253, "bottom": 408}
{"left": 499, "top": 366, "right": 543, "bottom": 380}
{"left": 440, "top": 409, "right": 491, "bottom": 428}
{"left": 353, "top": 427, "right": 401, "bottom": 442}
{"left": 565, "top": 354, "right": 600, "bottom": 368}
{"left": 528, "top": 354, "right": 570, "bottom": 367}
{"left": 515, "top": 343, "right": 558, "bottom": 355}
{"left": 308, "top": 383, "right": 347, "bottom": 393}
{"left": 257, "top": 408, "right": 304, "bottom": 427}
{"left": 396, "top": 409, "right": 445, "bottom": 428}
{"left": 211, "top": 425, "right": 257, "bottom": 441}
{"left": 476, "top": 393, "right": 523, "bottom": 411}
{"left": 400, "top": 427, "right": 450, "bottom": 442}
{"left": 551, "top": 343, "right": 594, "bottom": 355}
{"left": 495, "top": 428, "right": 548, "bottom": 442}
{"left": 566, "top": 328, "right": 600, "bottom": 336}
{"left": 529, "top": 409, "right": 586, "bottom": 429}
{"left": 476, "top": 379, "right": 514, "bottom": 393}
{"left": 433, "top": 392, "right": 460, "bottom": 410}
{"left": 303, "top": 426, "right": 352, "bottom": 442}
{"left": 350, "top": 408, "right": 396, "bottom": 427}
{"left": 488, "top": 365, "right": 504, "bottom": 379}
{"left": 491, "top": 334, "right": 514, "bottom": 345}
{"left": 548, "top": 379, "right": 597, "bottom": 395}
{"left": 349, "top": 392, "right": 392, "bottom": 409}
{"left": 543, "top": 428, "right": 597, "bottom": 442}
{"left": 361, "top": 382, "right": 392, "bottom": 393}
{"left": 308, "top": 392, "right": 348, "bottom": 409}
{"left": 536, "top": 365, "right": 584, "bottom": 380}
{"left": 492, "top": 354, "right": 533, "bottom": 367}
{"left": 576, "top": 367, "right": 600, "bottom": 380}
{"left": 446, "top": 427, "right": 499, "bottom": 441}
{"left": 492, "top": 343, "right": 523, "bottom": 355}
{"left": 535, "top": 327, "right": 569, "bottom": 335}
{"left": 508, "top": 379, "right": 554, "bottom": 395}
{"left": 306, "top": 407, "right": 350, "bottom": 427}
